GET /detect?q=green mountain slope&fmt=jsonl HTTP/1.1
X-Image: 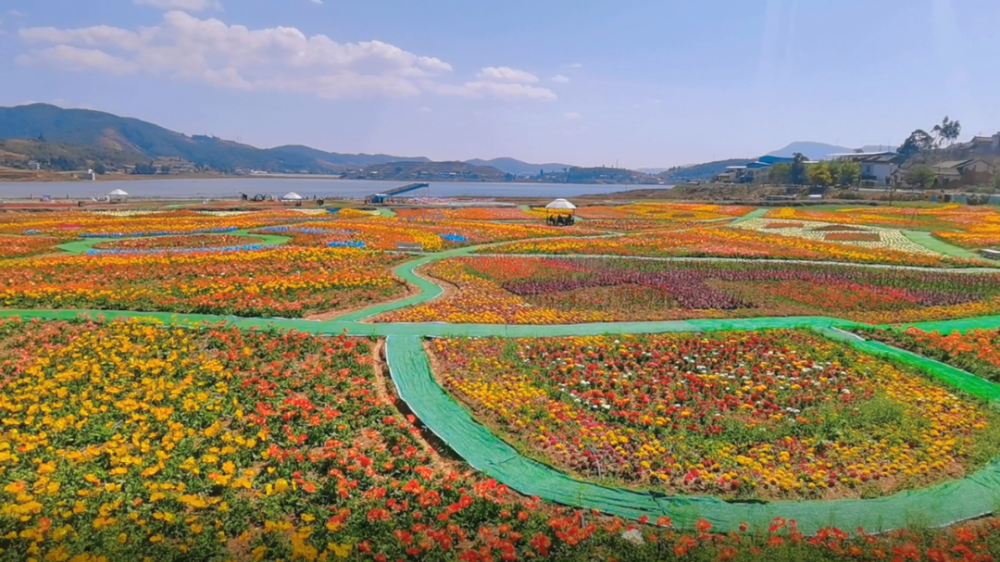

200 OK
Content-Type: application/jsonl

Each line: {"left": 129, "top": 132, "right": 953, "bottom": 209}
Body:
{"left": 0, "top": 104, "right": 429, "bottom": 173}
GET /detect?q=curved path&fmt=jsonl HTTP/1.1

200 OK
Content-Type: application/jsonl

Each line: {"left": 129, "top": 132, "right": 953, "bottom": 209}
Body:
{"left": 6, "top": 229, "right": 1000, "bottom": 534}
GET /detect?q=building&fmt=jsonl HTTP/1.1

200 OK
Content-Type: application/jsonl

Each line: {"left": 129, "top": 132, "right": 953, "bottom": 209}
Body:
{"left": 714, "top": 155, "right": 796, "bottom": 184}
{"left": 932, "top": 159, "right": 996, "bottom": 186}
{"left": 829, "top": 151, "right": 899, "bottom": 186}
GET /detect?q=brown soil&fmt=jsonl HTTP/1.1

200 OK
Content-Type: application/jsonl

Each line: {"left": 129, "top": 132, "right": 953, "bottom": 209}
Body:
{"left": 811, "top": 224, "right": 868, "bottom": 232}
{"left": 371, "top": 339, "right": 465, "bottom": 473}
{"left": 302, "top": 262, "right": 415, "bottom": 321}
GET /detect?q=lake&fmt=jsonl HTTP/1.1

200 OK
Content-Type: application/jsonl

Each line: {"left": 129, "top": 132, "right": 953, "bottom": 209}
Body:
{"left": 0, "top": 178, "right": 644, "bottom": 200}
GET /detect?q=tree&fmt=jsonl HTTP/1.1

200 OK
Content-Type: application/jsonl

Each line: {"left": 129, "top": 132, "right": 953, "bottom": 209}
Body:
{"left": 768, "top": 162, "right": 790, "bottom": 185}
{"left": 808, "top": 162, "right": 834, "bottom": 187}
{"left": 904, "top": 165, "right": 938, "bottom": 190}
{"left": 898, "top": 129, "right": 935, "bottom": 163}
{"left": 789, "top": 153, "right": 809, "bottom": 185}
{"left": 832, "top": 160, "right": 861, "bottom": 186}
{"left": 932, "top": 116, "right": 961, "bottom": 147}
{"left": 93, "top": 162, "right": 107, "bottom": 175}
{"left": 990, "top": 170, "right": 1000, "bottom": 193}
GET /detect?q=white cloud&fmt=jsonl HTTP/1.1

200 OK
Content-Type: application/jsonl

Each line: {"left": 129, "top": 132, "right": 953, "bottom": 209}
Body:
{"left": 309, "top": 0, "right": 324, "bottom": 4}
{"left": 563, "top": 112, "right": 582, "bottom": 119}
{"left": 566, "top": 62, "right": 583, "bottom": 68}
{"left": 133, "top": 0, "right": 222, "bottom": 11}
{"left": 16, "top": 12, "right": 555, "bottom": 102}
{"left": 550, "top": 74, "right": 570, "bottom": 83}
{"left": 431, "top": 81, "right": 556, "bottom": 101}
{"left": 16, "top": 45, "right": 138, "bottom": 75}
{"left": 477, "top": 66, "right": 538, "bottom": 84}
{"left": 418, "top": 106, "right": 431, "bottom": 113}
{"left": 9, "top": 10, "right": 26, "bottom": 17}
{"left": 16, "top": 11, "right": 457, "bottom": 99}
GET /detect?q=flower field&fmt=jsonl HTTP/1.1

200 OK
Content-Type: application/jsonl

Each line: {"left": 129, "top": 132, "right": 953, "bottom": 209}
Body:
{"left": 381, "top": 256, "right": 1000, "bottom": 324}
{"left": 0, "top": 236, "right": 61, "bottom": 260}
{"left": 3, "top": 322, "right": 1000, "bottom": 561}
{"left": 0, "top": 317, "right": 613, "bottom": 561}
{"left": 90, "top": 234, "right": 254, "bottom": 251}
{"left": 257, "top": 218, "right": 596, "bottom": 252}
{"left": 0, "top": 210, "right": 331, "bottom": 238}
{"left": 861, "top": 327, "right": 1000, "bottom": 384}
{"left": 429, "top": 331, "right": 1000, "bottom": 499}
{"left": 765, "top": 204, "right": 998, "bottom": 230}
{"left": 575, "top": 203, "right": 754, "bottom": 222}
{"left": 731, "top": 219, "right": 936, "bottom": 255}
{"left": 0, "top": 247, "right": 406, "bottom": 318}
{"left": 487, "top": 224, "right": 974, "bottom": 267}
{"left": 392, "top": 207, "right": 535, "bottom": 221}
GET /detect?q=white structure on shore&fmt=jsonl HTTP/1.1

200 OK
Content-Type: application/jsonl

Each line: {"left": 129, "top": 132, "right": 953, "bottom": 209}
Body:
{"left": 107, "top": 189, "right": 129, "bottom": 202}
{"left": 281, "top": 192, "right": 303, "bottom": 202}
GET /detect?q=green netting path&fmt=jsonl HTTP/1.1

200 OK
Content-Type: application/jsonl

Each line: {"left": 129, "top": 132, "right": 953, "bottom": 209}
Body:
{"left": 730, "top": 208, "right": 769, "bottom": 224}
{"left": 903, "top": 230, "right": 988, "bottom": 262}
{"left": 57, "top": 230, "right": 291, "bottom": 254}
{"left": 386, "top": 333, "right": 1000, "bottom": 535}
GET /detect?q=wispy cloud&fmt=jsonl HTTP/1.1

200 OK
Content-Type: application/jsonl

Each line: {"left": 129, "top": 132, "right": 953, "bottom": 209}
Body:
{"left": 550, "top": 74, "right": 570, "bottom": 83}
{"left": 133, "top": 0, "right": 223, "bottom": 11}
{"left": 563, "top": 112, "right": 582, "bottom": 119}
{"left": 309, "top": 0, "right": 323, "bottom": 4}
{"left": 477, "top": 66, "right": 539, "bottom": 84}
{"left": 565, "top": 62, "right": 583, "bottom": 68}
{"left": 17, "top": 12, "right": 555, "bottom": 102}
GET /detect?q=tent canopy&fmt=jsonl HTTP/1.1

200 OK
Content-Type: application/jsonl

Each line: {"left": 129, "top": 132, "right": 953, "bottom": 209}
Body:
{"left": 545, "top": 198, "right": 576, "bottom": 211}
{"left": 108, "top": 189, "right": 129, "bottom": 197}
{"left": 281, "top": 192, "right": 303, "bottom": 201}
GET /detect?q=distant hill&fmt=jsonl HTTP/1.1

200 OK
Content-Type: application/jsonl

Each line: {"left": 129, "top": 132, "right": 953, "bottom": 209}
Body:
{"left": 531, "top": 166, "right": 660, "bottom": 185}
{"left": 657, "top": 158, "right": 755, "bottom": 182}
{"left": 465, "top": 157, "right": 572, "bottom": 176}
{"left": 0, "top": 104, "right": 430, "bottom": 174}
{"left": 344, "top": 161, "right": 508, "bottom": 182}
{"left": 767, "top": 142, "right": 853, "bottom": 160}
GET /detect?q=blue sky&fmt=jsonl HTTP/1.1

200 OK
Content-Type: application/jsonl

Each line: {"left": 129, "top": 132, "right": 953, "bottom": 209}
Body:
{"left": 1, "top": 0, "right": 998, "bottom": 168}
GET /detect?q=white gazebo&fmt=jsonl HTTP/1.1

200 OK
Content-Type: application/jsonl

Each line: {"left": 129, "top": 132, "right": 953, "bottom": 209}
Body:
{"left": 107, "top": 189, "right": 129, "bottom": 202}
{"left": 545, "top": 198, "right": 576, "bottom": 213}
{"left": 544, "top": 198, "right": 577, "bottom": 226}
{"left": 280, "top": 192, "right": 304, "bottom": 202}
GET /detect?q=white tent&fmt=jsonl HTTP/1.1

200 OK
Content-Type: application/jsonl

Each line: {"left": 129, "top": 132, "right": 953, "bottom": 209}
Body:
{"left": 545, "top": 198, "right": 576, "bottom": 211}
{"left": 108, "top": 189, "right": 129, "bottom": 201}
{"left": 281, "top": 192, "right": 304, "bottom": 201}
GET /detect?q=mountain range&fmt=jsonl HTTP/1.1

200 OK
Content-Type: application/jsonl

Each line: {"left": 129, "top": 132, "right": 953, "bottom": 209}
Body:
{"left": 0, "top": 104, "right": 575, "bottom": 176}
{"left": 0, "top": 103, "right": 898, "bottom": 181}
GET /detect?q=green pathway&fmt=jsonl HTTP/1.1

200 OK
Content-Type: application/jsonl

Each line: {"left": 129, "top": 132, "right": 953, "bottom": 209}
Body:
{"left": 903, "top": 230, "right": 988, "bottom": 262}
{"left": 730, "top": 207, "right": 769, "bottom": 224}
{"left": 57, "top": 230, "right": 291, "bottom": 254}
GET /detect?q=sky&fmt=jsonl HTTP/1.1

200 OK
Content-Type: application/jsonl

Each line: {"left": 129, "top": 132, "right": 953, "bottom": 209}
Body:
{"left": 1, "top": 0, "right": 999, "bottom": 168}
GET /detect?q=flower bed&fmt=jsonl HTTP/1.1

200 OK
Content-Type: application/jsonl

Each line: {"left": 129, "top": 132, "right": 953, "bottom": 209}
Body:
{"left": 0, "top": 317, "right": 593, "bottom": 561}
{"left": 823, "top": 232, "right": 882, "bottom": 242}
{"left": 0, "top": 235, "right": 61, "bottom": 259}
{"left": 90, "top": 234, "right": 252, "bottom": 251}
{"left": 381, "top": 256, "right": 1000, "bottom": 324}
{"left": 429, "top": 331, "right": 1000, "bottom": 500}
{"left": 763, "top": 222, "right": 805, "bottom": 229}
{"left": 488, "top": 224, "right": 972, "bottom": 267}
{"left": 0, "top": 210, "right": 328, "bottom": 238}
{"left": 393, "top": 207, "right": 534, "bottom": 221}
{"left": 860, "top": 326, "right": 1000, "bottom": 384}
{"left": 256, "top": 219, "right": 597, "bottom": 252}
{"left": 733, "top": 219, "right": 929, "bottom": 254}
{"left": 575, "top": 203, "right": 754, "bottom": 221}
{"left": 0, "top": 247, "right": 406, "bottom": 318}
